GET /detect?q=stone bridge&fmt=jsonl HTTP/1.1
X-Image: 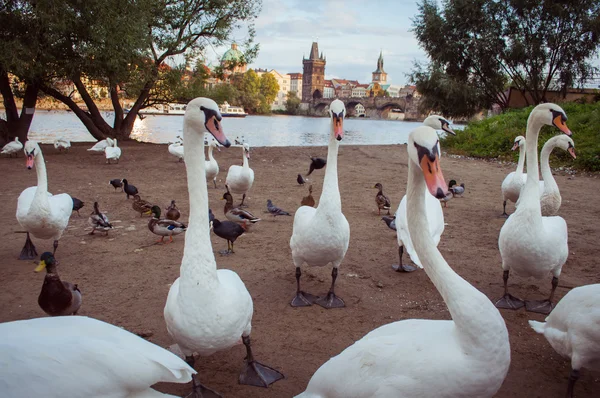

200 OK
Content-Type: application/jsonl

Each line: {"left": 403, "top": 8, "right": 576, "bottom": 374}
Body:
{"left": 309, "top": 96, "right": 415, "bottom": 118}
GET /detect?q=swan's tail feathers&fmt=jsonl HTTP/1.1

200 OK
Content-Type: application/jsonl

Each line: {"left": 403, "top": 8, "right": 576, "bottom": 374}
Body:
{"left": 528, "top": 320, "right": 546, "bottom": 334}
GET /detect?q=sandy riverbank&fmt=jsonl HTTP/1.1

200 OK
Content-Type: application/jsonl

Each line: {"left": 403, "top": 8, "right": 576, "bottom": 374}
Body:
{"left": 0, "top": 141, "right": 598, "bottom": 397}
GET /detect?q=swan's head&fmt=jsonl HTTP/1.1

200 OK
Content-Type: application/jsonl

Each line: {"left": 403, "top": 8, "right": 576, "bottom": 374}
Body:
{"left": 184, "top": 97, "right": 231, "bottom": 147}
{"left": 530, "top": 103, "right": 571, "bottom": 136}
{"left": 550, "top": 135, "right": 576, "bottom": 159}
{"left": 408, "top": 126, "right": 448, "bottom": 199}
{"left": 34, "top": 252, "right": 58, "bottom": 273}
{"left": 511, "top": 135, "right": 525, "bottom": 151}
{"left": 243, "top": 143, "right": 250, "bottom": 159}
{"left": 24, "top": 140, "right": 41, "bottom": 169}
{"left": 423, "top": 115, "right": 455, "bottom": 136}
{"left": 329, "top": 99, "right": 346, "bottom": 141}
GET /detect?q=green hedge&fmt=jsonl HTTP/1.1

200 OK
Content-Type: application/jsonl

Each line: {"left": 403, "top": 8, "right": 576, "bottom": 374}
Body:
{"left": 442, "top": 102, "right": 600, "bottom": 171}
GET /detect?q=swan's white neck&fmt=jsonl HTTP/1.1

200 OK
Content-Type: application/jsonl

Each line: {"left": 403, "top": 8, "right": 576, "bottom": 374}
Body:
{"left": 515, "top": 143, "right": 525, "bottom": 178}
{"left": 317, "top": 124, "right": 341, "bottom": 211}
{"left": 540, "top": 140, "right": 558, "bottom": 194}
{"left": 518, "top": 115, "right": 544, "bottom": 210}
{"left": 241, "top": 148, "right": 249, "bottom": 169}
{"left": 207, "top": 145, "right": 215, "bottom": 161}
{"left": 181, "top": 123, "right": 218, "bottom": 289}
{"left": 33, "top": 150, "right": 50, "bottom": 205}
{"left": 406, "top": 156, "right": 506, "bottom": 350}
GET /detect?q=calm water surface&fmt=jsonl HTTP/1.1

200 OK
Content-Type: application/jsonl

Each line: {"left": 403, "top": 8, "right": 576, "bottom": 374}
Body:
{"left": 12, "top": 110, "right": 459, "bottom": 147}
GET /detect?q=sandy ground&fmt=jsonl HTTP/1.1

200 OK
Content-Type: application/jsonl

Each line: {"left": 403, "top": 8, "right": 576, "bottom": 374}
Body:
{"left": 1, "top": 141, "right": 599, "bottom": 398}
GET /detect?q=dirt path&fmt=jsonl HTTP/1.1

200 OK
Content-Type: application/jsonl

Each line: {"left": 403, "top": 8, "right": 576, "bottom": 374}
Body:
{"left": 1, "top": 141, "right": 598, "bottom": 397}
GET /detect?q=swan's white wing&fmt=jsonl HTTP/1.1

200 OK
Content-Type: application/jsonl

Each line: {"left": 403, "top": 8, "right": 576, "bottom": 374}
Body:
{"left": 291, "top": 206, "right": 317, "bottom": 236}
{"left": 0, "top": 316, "right": 195, "bottom": 398}
{"left": 88, "top": 139, "right": 109, "bottom": 151}
{"left": 16, "top": 186, "right": 39, "bottom": 225}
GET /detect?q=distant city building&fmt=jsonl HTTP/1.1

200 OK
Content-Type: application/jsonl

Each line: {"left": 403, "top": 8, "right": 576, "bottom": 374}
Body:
{"left": 372, "top": 50, "right": 387, "bottom": 84}
{"left": 288, "top": 73, "right": 303, "bottom": 99}
{"left": 254, "top": 68, "right": 290, "bottom": 110}
{"left": 302, "top": 42, "right": 326, "bottom": 102}
{"left": 221, "top": 43, "right": 247, "bottom": 82}
{"left": 352, "top": 84, "right": 369, "bottom": 98}
{"left": 323, "top": 80, "right": 334, "bottom": 98}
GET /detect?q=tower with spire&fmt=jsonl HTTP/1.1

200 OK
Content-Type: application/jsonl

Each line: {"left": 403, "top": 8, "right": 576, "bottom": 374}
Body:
{"left": 302, "top": 42, "right": 326, "bottom": 102}
{"left": 372, "top": 50, "right": 387, "bottom": 84}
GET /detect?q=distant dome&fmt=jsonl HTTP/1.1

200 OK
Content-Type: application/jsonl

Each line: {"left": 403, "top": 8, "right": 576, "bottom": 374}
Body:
{"left": 221, "top": 43, "right": 244, "bottom": 63}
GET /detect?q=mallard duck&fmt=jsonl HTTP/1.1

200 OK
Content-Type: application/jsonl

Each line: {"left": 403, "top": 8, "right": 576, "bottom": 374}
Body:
{"left": 71, "top": 197, "right": 84, "bottom": 217}
{"left": 1, "top": 316, "right": 195, "bottom": 397}
{"left": 148, "top": 205, "right": 186, "bottom": 244}
{"left": 17, "top": 141, "right": 72, "bottom": 259}
{"left": 122, "top": 178, "right": 138, "bottom": 199}
{"left": 439, "top": 190, "right": 454, "bottom": 207}
{"left": 109, "top": 178, "right": 123, "bottom": 191}
{"left": 88, "top": 202, "right": 112, "bottom": 235}
{"left": 267, "top": 199, "right": 291, "bottom": 216}
{"left": 164, "top": 98, "right": 283, "bottom": 396}
{"left": 223, "top": 190, "right": 261, "bottom": 227}
{"left": 35, "top": 252, "right": 82, "bottom": 316}
{"left": 165, "top": 200, "right": 181, "bottom": 221}
{"left": 449, "top": 180, "right": 465, "bottom": 197}
{"left": 307, "top": 156, "right": 326, "bottom": 175}
{"left": 300, "top": 184, "right": 315, "bottom": 207}
{"left": 374, "top": 182, "right": 391, "bottom": 215}
{"left": 290, "top": 100, "right": 350, "bottom": 309}
{"left": 212, "top": 218, "right": 245, "bottom": 254}
{"left": 1, "top": 136, "right": 23, "bottom": 157}
{"left": 132, "top": 194, "right": 153, "bottom": 217}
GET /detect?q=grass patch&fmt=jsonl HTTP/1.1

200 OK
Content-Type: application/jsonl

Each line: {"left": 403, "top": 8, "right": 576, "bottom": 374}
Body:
{"left": 442, "top": 101, "right": 600, "bottom": 171}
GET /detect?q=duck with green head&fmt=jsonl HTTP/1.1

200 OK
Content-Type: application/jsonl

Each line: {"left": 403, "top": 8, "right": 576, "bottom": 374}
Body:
{"left": 35, "top": 252, "right": 82, "bottom": 316}
{"left": 148, "top": 205, "right": 187, "bottom": 244}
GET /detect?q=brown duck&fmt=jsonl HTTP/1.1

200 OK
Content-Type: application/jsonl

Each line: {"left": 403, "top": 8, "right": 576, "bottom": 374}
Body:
{"left": 223, "top": 190, "right": 260, "bottom": 228}
{"left": 35, "top": 252, "right": 82, "bottom": 316}
{"left": 374, "top": 182, "right": 391, "bottom": 215}
{"left": 165, "top": 200, "right": 181, "bottom": 221}
{"left": 132, "top": 194, "right": 153, "bottom": 217}
{"left": 301, "top": 185, "right": 316, "bottom": 207}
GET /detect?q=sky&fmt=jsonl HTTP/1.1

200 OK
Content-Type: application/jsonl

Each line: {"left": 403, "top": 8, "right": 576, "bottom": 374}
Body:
{"left": 207, "top": 0, "right": 426, "bottom": 86}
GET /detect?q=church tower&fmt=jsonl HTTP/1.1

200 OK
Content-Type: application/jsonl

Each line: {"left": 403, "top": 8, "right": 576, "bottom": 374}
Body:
{"left": 302, "top": 42, "right": 326, "bottom": 102}
{"left": 372, "top": 50, "right": 387, "bottom": 84}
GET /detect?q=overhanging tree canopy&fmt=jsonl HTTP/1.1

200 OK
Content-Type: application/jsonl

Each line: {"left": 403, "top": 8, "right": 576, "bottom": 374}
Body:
{"left": 411, "top": 0, "right": 600, "bottom": 117}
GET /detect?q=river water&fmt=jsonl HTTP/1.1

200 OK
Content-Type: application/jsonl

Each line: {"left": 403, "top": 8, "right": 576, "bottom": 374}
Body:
{"left": 9, "top": 110, "right": 459, "bottom": 147}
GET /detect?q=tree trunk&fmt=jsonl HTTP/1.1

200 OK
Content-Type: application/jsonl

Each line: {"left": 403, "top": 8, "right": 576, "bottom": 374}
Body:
{"left": 0, "top": 69, "right": 39, "bottom": 142}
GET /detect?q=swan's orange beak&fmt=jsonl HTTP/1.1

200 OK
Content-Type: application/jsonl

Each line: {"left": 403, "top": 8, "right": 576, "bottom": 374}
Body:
{"left": 511, "top": 141, "right": 520, "bottom": 151}
{"left": 333, "top": 115, "right": 344, "bottom": 141}
{"left": 205, "top": 116, "right": 230, "bottom": 147}
{"left": 568, "top": 147, "right": 576, "bottom": 159}
{"left": 420, "top": 154, "right": 448, "bottom": 199}
{"left": 553, "top": 115, "right": 571, "bottom": 136}
{"left": 26, "top": 154, "right": 34, "bottom": 169}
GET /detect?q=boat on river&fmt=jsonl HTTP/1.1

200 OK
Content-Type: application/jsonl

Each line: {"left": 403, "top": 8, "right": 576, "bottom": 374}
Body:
{"left": 219, "top": 102, "right": 247, "bottom": 118}
{"left": 125, "top": 103, "right": 187, "bottom": 116}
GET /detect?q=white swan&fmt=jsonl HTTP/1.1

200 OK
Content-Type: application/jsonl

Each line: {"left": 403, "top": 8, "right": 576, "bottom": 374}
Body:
{"left": 295, "top": 125, "right": 510, "bottom": 398}
{"left": 168, "top": 142, "right": 184, "bottom": 162}
{"left": 501, "top": 135, "right": 527, "bottom": 216}
{"left": 0, "top": 316, "right": 195, "bottom": 397}
{"left": 497, "top": 103, "right": 571, "bottom": 315}
{"left": 289, "top": 99, "right": 350, "bottom": 308}
{"left": 392, "top": 115, "right": 454, "bottom": 272}
{"left": 104, "top": 138, "right": 121, "bottom": 164}
{"left": 164, "top": 97, "right": 283, "bottom": 396}
{"left": 16, "top": 141, "right": 72, "bottom": 259}
{"left": 53, "top": 137, "right": 71, "bottom": 152}
{"left": 539, "top": 135, "right": 576, "bottom": 216}
{"left": 225, "top": 143, "right": 254, "bottom": 206}
{"left": 87, "top": 137, "right": 114, "bottom": 153}
{"left": 205, "top": 140, "right": 220, "bottom": 188}
{"left": 1, "top": 136, "right": 23, "bottom": 157}
{"left": 529, "top": 283, "right": 600, "bottom": 398}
